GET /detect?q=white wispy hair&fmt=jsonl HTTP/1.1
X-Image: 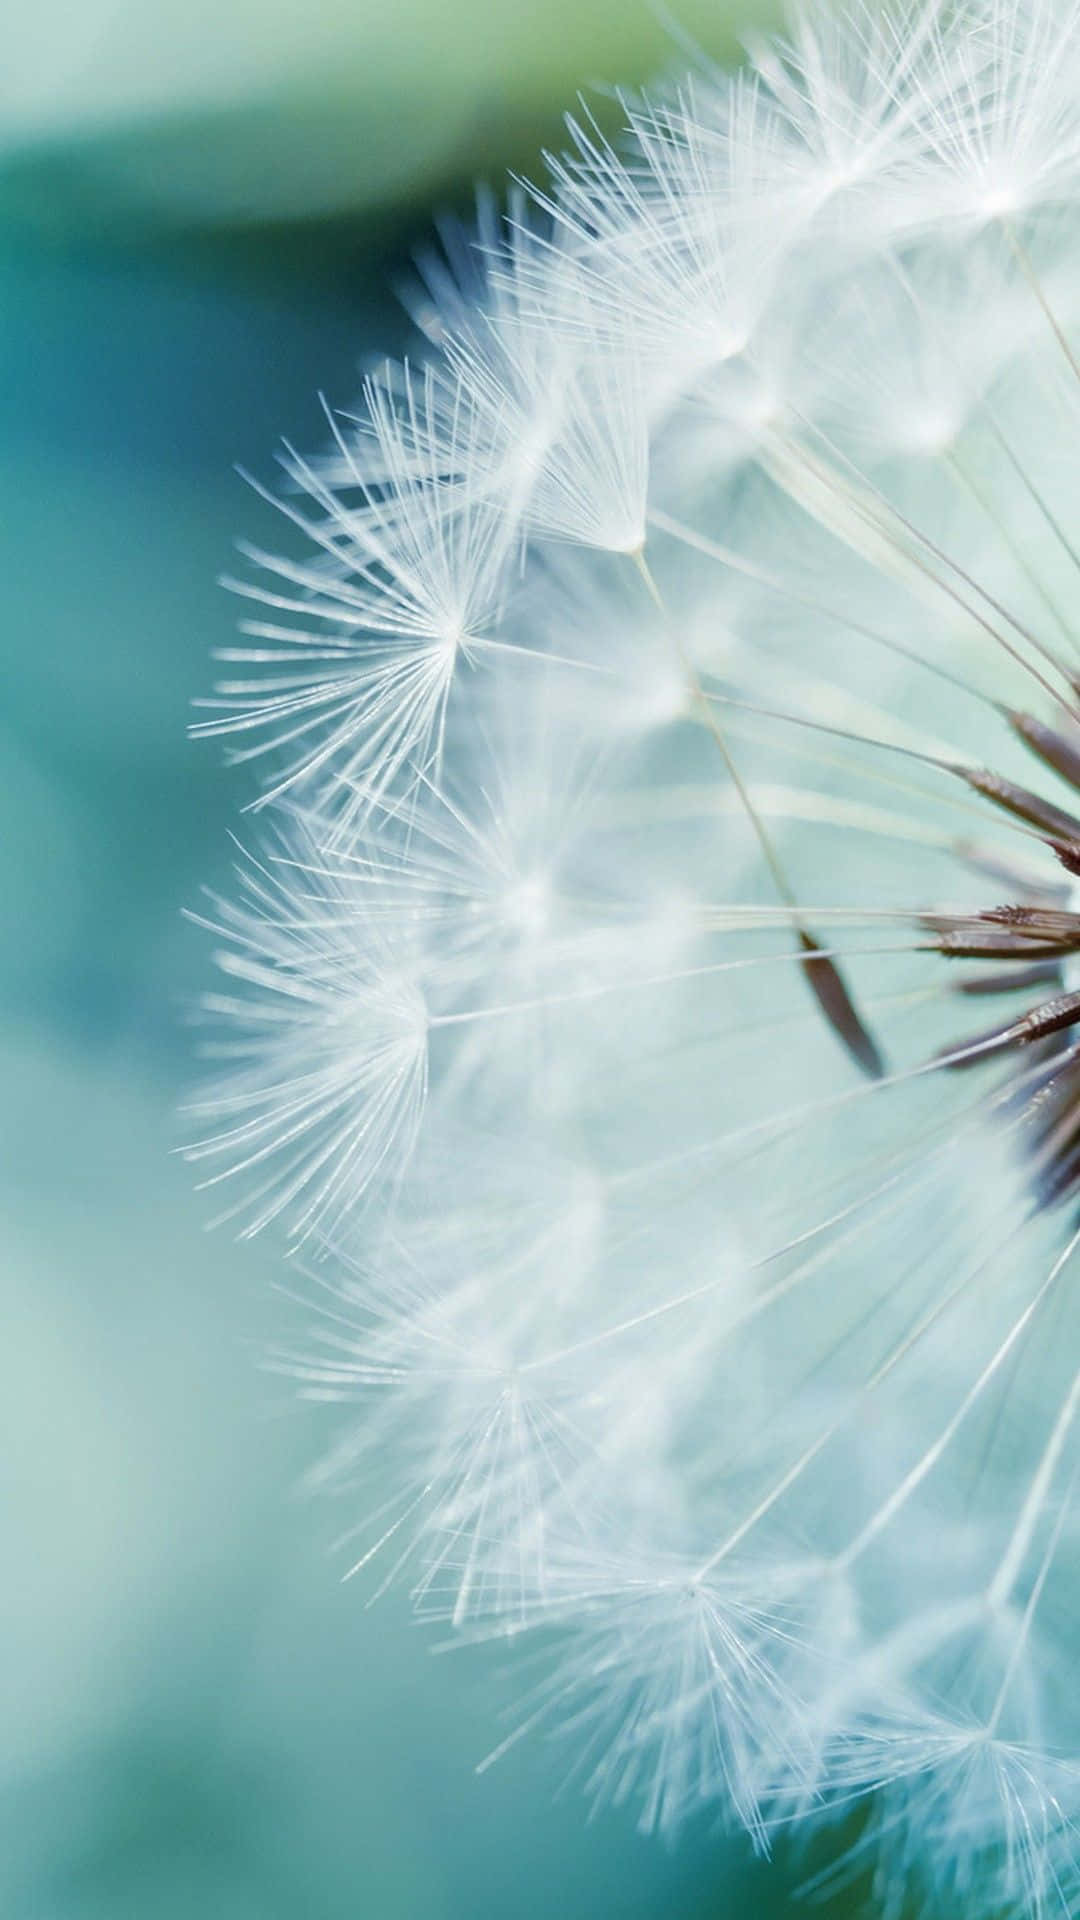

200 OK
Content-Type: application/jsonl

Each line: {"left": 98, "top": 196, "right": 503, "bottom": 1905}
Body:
{"left": 185, "top": 820, "right": 429, "bottom": 1238}
{"left": 191, "top": 0, "right": 1080, "bottom": 1906}
{"left": 192, "top": 363, "right": 517, "bottom": 821}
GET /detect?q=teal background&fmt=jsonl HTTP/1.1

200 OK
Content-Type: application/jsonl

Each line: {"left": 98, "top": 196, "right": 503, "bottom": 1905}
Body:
{"left": 0, "top": 6, "right": 864, "bottom": 1913}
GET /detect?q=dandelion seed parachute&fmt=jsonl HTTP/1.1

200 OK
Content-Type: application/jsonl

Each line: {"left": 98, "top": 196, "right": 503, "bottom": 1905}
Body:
{"left": 191, "top": 0, "right": 1080, "bottom": 1906}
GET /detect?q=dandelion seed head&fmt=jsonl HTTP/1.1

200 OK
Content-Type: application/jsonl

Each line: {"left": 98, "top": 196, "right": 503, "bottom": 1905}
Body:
{"left": 191, "top": 0, "right": 1080, "bottom": 1899}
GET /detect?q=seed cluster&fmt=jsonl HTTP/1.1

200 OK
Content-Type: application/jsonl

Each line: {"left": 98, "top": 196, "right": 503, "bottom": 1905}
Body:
{"left": 190, "top": 3, "right": 1080, "bottom": 1907}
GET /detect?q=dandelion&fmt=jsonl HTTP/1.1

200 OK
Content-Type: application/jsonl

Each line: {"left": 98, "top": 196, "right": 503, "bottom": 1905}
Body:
{"left": 192, "top": 0, "right": 1080, "bottom": 1906}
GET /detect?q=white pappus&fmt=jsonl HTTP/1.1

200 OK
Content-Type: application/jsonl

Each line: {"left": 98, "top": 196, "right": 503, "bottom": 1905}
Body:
{"left": 189, "top": 1, "right": 1080, "bottom": 1909}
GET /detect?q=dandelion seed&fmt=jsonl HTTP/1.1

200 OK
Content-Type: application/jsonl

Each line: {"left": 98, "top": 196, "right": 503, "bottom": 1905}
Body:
{"left": 193, "top": 364, "right": 516, "bottom": 822}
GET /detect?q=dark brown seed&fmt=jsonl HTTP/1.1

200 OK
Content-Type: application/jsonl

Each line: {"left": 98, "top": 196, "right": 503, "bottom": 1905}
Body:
{"left": 954, "top": 963, "right": 1062, "bottom": 997}
{"left": 937, "top": 988, "right": 1080, "bottom": 1069}
{"left": 922, "top": 906, "right": 1080, "bottom": 959}
{"left": 1050, "top": 840, "right": 1080, "bottom": 877}
{"left": 960, "top": 767, "right": 1080, "bottom": 842}
{"left": 798, "top": 931, "right": 884, "bottom": 1078}
{"left": 1009, "top": 711, "right": 1080, "bottom": 794}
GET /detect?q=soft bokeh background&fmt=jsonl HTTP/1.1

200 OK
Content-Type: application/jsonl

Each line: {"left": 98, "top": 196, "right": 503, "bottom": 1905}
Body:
{"left": 0, "top": 4, "right": 887, "bottom": 1913}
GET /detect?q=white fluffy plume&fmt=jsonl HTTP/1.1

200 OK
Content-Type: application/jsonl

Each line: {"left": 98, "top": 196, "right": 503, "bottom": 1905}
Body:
{"left": 190, "top": 1, "right": 1080, "bottom": 1906}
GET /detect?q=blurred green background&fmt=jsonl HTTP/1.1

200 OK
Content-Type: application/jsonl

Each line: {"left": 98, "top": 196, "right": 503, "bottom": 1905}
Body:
{"left": 0, "top": 3, "right": 872, "bottom": 1914}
